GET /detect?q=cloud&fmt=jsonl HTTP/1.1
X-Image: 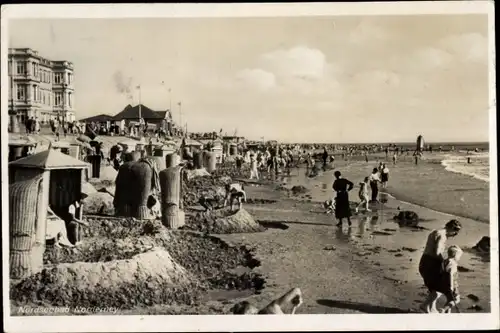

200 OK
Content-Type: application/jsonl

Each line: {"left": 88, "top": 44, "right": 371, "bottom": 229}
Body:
{"left": 438, "top": 32, "right": 488, "bottom": 64}
{"left": 413, "top": 47, "right": 453, "bottom": 70}
{"left": 235, "top": 68, "right": 276, "bottom": 91}
{"left": 394, "top": 32, "right": 488, "bottom": 76}
{"left": 352, "top": 69, "right": 400, "bottom": 88}
{"left": 348, "top": 20, "right": 390, "bottom": 46}
{"left": 259, "top": 46, "right": 328, "bottom": 80}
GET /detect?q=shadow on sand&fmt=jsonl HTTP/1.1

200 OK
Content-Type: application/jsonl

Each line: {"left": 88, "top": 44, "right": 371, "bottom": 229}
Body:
{"left": 316, "top": 299, "right": 413, "bottom": 314}
{"left": 257, "top": 220, "right": 334, "bottom": 228}
{"left": 258, "top": 221, "right": 290, "bottom": 230}
{"left": 281, "top": 220, "right": 333, "bottom": 227}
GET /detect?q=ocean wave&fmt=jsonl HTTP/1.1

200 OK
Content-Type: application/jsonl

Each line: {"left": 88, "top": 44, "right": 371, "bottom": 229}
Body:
{"left": 441, "top": 154, "right": 489, "bottom": 182}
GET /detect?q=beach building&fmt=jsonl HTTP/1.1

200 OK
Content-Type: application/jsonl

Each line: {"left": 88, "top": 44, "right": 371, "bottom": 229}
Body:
{"left": 112, "top": 104, "right": 171, "bottom": 128}
{"left": 79, "top": 104, "right": 173, "bottom": 133}
{"left": 8, "top": 48, "right": 76, "bottom": 125}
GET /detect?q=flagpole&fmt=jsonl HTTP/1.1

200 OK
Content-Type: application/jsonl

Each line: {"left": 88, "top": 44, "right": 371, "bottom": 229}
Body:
{"left": 179, "top": 102, "right": 182, "bottom": 134}
{"left": 138, "top": 85, "right": 142, "bottom": 121}
{"left": 169, "top": 88, "right": 172, "bottom": 112}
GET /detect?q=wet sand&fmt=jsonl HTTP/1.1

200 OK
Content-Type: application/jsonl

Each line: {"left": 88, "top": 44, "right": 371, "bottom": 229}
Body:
{"left": 220, "top": 155, "right": 491, "bottom": 314}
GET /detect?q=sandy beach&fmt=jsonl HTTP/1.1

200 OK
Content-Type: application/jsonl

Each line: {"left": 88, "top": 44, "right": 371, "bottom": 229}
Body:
{"left": 127, "top": 153, "right": 492, "bottom": 315}
{"left": 8, "top": 134, "right": 492, "bottom": 316}
{"left": 208, "top": 153, "right": 491, "bottom": 314}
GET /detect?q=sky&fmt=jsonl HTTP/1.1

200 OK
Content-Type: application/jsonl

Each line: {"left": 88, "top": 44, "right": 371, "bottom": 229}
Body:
{"left": 8, "top": 15, "right": 491, "bottom": 143}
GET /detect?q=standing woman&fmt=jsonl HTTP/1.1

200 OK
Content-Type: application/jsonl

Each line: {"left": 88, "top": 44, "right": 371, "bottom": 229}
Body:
{"left": 419, "top": 219, "right": 462, "bottom": 313}
{"left": 381, "top": 163, "right": 390, "bottom": 189}
{"left": 368, "top": 168, "right": 381, "bottom": 202}
{"left": 332, "top": 171, "right": 354, "bottom": 227}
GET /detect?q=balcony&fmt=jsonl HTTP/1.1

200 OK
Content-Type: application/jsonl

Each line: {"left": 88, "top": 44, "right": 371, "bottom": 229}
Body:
{"left": 52, "top": 82, "right": 73, "bottom": 89}
{"left": 11, "top": 73, "right": 40, "bottom": 83}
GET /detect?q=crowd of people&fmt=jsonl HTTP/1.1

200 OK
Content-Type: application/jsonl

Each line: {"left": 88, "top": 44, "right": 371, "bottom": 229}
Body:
{"left": 14, "top": 120, "right": 472, "bottom": 315}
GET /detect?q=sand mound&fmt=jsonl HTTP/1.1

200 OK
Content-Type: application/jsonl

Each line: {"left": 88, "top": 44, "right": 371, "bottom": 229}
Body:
{"left": 20, "top": 217, "right": 265, "bottom": 310}
{"left": 82, "top": 192, "right": 115, "bottom": 215}
{"left": 393, "top": 211, "right": 419, "bottom": 227}
{"left": 473, "top": 236, "right": 490, "bottom": 253}
{"left": 184, "top": 208, "right": 265, "bottom": 234}
{"left": 13, "top": 249, "right": 200, "bottom": 308}
{"left": 185, "top": 168, "right": 211, "bottom": 180}
{"left": 157, "top": 232, "right": 264, "bottom": 291}
{"left": 100, "top": 165, "right": 118, "bottom": 182}
{"left": 81, "top": 182, "right": 97, "bottom": 196}
{"left": 182, "top": 175, "right": 232, "bottom": 207}
{"left": 81, "top": 217, "right": 163, "bottom": 239}
{"left": 291, "top": 185, "right": 309, "bottom": 196}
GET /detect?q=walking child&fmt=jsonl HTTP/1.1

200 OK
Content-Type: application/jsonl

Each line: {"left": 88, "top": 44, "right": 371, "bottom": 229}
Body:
{"left": 355, "top": 177, "right": 371, "bottom": 213}
{"left": 438, "top": 245, "right": 463, "bottom": 313}
{"left": 381, "top": 163, "right": 390, "bottom": 188}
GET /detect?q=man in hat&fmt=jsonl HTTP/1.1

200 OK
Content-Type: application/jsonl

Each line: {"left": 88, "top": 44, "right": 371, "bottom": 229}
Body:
{"left": 46, "top": 195, "right": 89, "bottom": 247}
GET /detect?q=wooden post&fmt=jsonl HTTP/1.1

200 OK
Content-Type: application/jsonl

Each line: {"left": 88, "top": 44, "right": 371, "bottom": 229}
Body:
{"left": 159, "top": 166, "right": 184, "bottom": 229}
{"left": 9, "top": 174, "right": 46, "bottom": 280}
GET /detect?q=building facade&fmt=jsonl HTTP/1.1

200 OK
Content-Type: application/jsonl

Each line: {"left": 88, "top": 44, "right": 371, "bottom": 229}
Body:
{"left": 8, "top": 48, "right": 75, "bottom": 124}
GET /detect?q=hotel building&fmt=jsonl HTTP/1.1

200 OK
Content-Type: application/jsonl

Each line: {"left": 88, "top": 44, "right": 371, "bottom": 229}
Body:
{"left": 8, "top": 48, "right": 75, "bottom": 123}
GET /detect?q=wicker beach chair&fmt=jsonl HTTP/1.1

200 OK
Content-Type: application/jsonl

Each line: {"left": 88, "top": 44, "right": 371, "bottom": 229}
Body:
{"left": 9, "top": 176, "right": 45, "bottom": 280}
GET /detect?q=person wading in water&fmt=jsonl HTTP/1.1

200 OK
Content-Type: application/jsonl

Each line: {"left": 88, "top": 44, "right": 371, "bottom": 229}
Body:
{"left": 381, "top": 163, "right": 390, "bottom": 189}
{"left": 418, "top": 219, "right": 462, "bottom": 313}
{"left": 322, "top": 147, "right": 329, "bottom": 171}
{"left": 368, "top": 168, "right": 381, "bottom": 202}
{"left": 332, "top": 171, "right": 354, "bottom": 227}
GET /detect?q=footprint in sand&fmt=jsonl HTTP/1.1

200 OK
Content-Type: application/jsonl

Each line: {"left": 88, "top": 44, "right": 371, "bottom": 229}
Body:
{"left": 402, "top": 247, "right": 418, "bottom": 253}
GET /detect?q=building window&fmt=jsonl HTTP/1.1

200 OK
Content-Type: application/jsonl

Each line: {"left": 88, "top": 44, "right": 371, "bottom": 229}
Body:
{"left": 16, "top": 85, "right": 26, "bottom": 100}
{"left": 68, "top": 93, "right": 72, "bottom": 108}
{"left": 68, "top": 73, "right": 73, "bottom": 85}
{"left": 33, "top": 85, "right": 40, "bottom": 102}
{"left": 54, "top": 73, "right": 63, "bottom": 84}
{"left": 17, "top": 62, "right": 26, "bottom": 75}
{"left": 55, "top": 92, "right": 63, "bottom": 106}
{"left": 33, "top": 63, "right": 39, "bottom": 78}
{"left": 8, "top": 61, "right": 12, "bottom": 75}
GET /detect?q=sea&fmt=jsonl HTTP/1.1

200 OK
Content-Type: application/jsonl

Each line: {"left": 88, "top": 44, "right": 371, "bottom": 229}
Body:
{"left": 441, "top": 151, "right": 490, "bottom": 183}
